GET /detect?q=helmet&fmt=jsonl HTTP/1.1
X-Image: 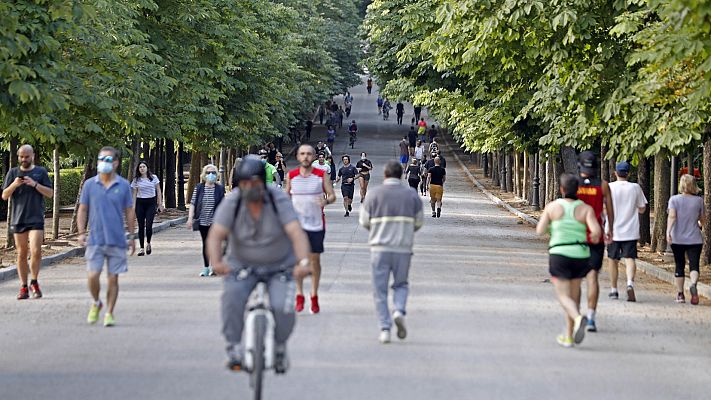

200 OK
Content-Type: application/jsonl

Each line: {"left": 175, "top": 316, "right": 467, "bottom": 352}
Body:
{"left": 233, "top": 155, "right": 266, "bottom": 185}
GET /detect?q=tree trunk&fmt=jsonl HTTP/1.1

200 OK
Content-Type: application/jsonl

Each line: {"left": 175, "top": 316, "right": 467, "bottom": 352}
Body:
{"left": 177, "top": 142, "right": 186, "bottom": 210}
{"left": 70, "top": 157, "right": 97, "bottom": 234}
{"left": 651, "top": 151, "right": 671, "bottom": 253}
{"left": 5, "top": 138, "right": 18, "bottom": 248}
{"left": 506, "top": 152, "right": 514, "bottom": 193}
{"left": 492, "top": 151, "right": 500, "bottom": 187}
{"left": 514, "top": 152, "right": 520, "bottom": 197}
{"left": 561, "top": 146, "right": 578, "bottom": 174}
{"left": 127, "top": 138, "right": 141, "bottom": 182}
{"left": 186, "top": 150, "right": 205, "bottom": 205}
{"left": 522, "top": 152, "right": 529, "bottom": 202}
{"left": 164, "top": 140, "right": 176, "bottom": 208}
{"left": 703, "top": 140, "right": 711, "bottom": 264}
{"left": 546, "top": 157, "right": 556, "bottom": 204}
{"left": 601, "top": 145, "right": 610, "bottom": 182}
{"left": 51, "top": 147, "right": 60, "bottom": 240}
{"left": 638, "top": 154, "right": 651, "bottom": 246}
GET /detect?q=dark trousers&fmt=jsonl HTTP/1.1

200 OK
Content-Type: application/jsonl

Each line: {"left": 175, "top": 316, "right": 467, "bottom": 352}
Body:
{"left": 671, "top": 243, "right": 702, "bottom": 277}
{"left": 397, "top": 114, "right": 403, "bottom": 125}
{"left": 135, "top": 197, "right": 157, "bottom": 248}
{"left": 199, "top": 224, "right": 211, "bottom": 268}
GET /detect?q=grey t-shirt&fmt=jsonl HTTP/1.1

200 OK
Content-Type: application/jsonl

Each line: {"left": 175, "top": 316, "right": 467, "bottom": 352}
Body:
{"left": 212, "top": 186, "right": 299, "bottom": 271}
{"left": 2, "top": 166, "right": 52, "bottom": 227}
{"left": 668, "top": 194, "right": 704, "bottom": 245}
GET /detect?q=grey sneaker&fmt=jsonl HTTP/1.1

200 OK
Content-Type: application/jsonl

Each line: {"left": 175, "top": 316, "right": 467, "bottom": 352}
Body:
{"left": 393, "top": 311, "right": 407, "bottom": 339}
{"left": 274, "top": 343, "right": 289, "bottom": 374}
{"left": 226, "top": 345, "right": 242, "bottom": 372}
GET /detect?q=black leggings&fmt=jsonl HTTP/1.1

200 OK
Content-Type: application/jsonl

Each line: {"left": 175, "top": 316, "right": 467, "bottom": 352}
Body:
{"left": 671, "top": 244, "right": 702, "bottom": 277}
{"left": 199, "top": 224, "right": 211, "bottom": 268}
{"left": 135, "top": 197, "right": 157, "bottom": 248}
{"left": 408, "top": 179, "right": 420, "bottom": 190}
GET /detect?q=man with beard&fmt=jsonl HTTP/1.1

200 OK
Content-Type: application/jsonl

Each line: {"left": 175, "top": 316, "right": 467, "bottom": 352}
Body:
{"left": 337, "top": 155, "right": 359, "bottom": 217}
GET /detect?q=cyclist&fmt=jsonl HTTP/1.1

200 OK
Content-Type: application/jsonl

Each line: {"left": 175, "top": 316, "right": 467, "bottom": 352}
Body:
{"left": 207, "top": 155, "right": 312, "bottom": 372}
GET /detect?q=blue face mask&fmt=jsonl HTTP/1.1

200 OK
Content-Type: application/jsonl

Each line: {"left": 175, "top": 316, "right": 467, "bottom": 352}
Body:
{"left": 97, "top": 161, "right": 114, "bottom": 174}
{"left": 205, "top": 172, "right": 217, "bottom": 183}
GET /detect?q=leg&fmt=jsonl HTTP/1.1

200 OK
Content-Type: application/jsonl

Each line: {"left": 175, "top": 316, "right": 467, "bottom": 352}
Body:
{"left": 671, "top": 244, "right": 686, "bottom": 293}
{"left": 624, "top": 258, "right": 637, "bottom": 285}
{"left": 310, "top": 253, "right": 322, "bottom": 296}
{"left": 586, "top": 269, "right": 599, "bottom": 312}
{"left": 13, "top": 232, "right": 30, "bottom": 286}
{"left": 390, "top": 253, "right": 412, "bottom": 314}
{"left": 552, "top": 278, "right": 580, "bottom": 338}
{"left": 268, "top": 272, "right": 296, "bottom": 344}
{"left": 135, "top": 200, "right": 147, "bottom": 249}
{"left": 88, "top": 271, "right": 101, "bottom": 302}
{"left": 104, "top": 246, "right": 128, "bottom": 314}
{"left": 106, "top": 274, "right": 119, "bottom": 314}
{"left": 688, "top": 244, "right": 701, "bottom": 285}
{"left": 27, "top": 230, "right": 44, "bottom": 281}
{"left": 199, "top": 225, "right": 210, "bottom": 267}
{"left": 608, "top": 258, "right": 619, "bottom": 291}
{"left": 222, "top": 273, "right": 259, "bottom": 346}
{"left": 371, "top": 252, "right": 392, "bottom": 330}
{"left": 144, "top": 200, "right": 157, "bottom": 245}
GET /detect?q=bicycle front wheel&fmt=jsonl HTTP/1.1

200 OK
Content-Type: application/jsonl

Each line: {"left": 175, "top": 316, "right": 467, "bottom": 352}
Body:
{"left": 250, "top": 315, "right": 267, "bottom": 400}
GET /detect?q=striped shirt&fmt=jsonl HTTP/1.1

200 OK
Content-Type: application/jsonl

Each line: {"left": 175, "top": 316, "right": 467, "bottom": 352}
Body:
{"left": 288, "top": 168, "right": 326, "bottom": 232}
{"left": 191, "top": 185, "right": 216, "bottom": 226}
{"left": 131, "top": 176, "right": 160, "bottom": 199}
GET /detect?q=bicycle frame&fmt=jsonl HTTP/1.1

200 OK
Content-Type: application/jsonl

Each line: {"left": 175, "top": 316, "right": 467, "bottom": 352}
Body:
{"left": 243, "top": 282, "right": 276, "bottom": 371}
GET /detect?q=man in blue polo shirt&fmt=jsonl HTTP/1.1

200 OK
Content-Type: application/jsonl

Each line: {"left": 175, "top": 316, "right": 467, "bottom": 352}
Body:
{"left": 77, "top": 146, "right": 136, "bottom": 327}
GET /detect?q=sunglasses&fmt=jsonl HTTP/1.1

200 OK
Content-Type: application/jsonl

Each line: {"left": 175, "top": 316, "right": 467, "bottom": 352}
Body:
{"left": 98, "top": 155, "right": 114, "bottom": 163}
{"left": 206, "top": 171, "right": 217, "bottom": 175}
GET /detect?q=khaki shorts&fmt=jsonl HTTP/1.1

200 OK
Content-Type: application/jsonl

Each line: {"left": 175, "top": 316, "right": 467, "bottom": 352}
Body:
{"left": 429, "top": 184, "right": 443, "bottom": 202}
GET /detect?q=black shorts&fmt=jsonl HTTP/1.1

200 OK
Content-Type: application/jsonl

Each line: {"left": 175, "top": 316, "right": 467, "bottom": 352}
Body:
{"left": 549, "top": 254, "right": 592, "bottom": 280}
{"left": 589, "top": 243, "right": 605, "bottom": 271}
{"left": 306, "top": 230, "right": 325, "bottom": 254}
{"left": 409, "top": 140, "right": 416, "bottom": 148}
{"left": 360, "top": 173, "right": 370, "bottom": 182}
{"left": 607, "top": 240, "right": 638, "bottom": 260}
{"left": 11, "top": 223, "right": 44, "bottom": 234}
{"left": 341, "top": 184, "right": 355, "bottom": 199}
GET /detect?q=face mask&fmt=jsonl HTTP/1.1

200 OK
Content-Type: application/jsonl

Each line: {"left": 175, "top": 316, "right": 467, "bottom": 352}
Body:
{"left": 361, "top": 156, "right": 366, "bottom": 160}
{"left": 97, "top": 161, "right": 114, "bottom": 174}
{"left": 243, "top": 186, "right": 263, "bottom": 202}
{"left": 205, "top": 173, "right": 217, "bottom": 183}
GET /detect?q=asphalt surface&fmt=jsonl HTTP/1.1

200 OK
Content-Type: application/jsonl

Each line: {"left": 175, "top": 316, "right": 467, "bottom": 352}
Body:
{"left": 1, "top": 81, "right": 710, "bottom": 400}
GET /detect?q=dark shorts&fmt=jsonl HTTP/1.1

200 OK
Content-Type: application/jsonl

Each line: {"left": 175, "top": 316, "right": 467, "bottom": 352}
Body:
{"left": 549, "top": 254, "right": 592, "bottom": 280}
{"left": 11, "top": 223, "right": 44, "bottom": 234}
{"left": 607, "top": 240, "right": 638, "bottom": 260}
{"left": 360, "top": 173, "right": 370, "bottom": 182}
{"left": 341, "top": 184, "right": 355, "bottom": 199}
{"left": 306, "top": 230, "right": 325, "bottom": 254}
{"left": 589, "top": 243, "right": 605, "bottom": 271}
{"left": 409, "top": 140, "right": 416, "bottom": 148}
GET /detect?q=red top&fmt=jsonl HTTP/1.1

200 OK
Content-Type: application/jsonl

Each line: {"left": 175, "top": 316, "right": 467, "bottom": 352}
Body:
{"left": 577, "top": 177, "right": 604, "bottom": 243}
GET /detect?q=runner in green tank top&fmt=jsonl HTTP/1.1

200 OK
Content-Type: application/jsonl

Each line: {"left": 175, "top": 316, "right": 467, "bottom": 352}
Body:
{"left": 537, "top": 174, "right": 602, "bottom": 348}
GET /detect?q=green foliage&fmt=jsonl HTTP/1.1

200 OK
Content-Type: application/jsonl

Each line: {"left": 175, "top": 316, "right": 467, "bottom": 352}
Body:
{"left": 45, "top": 168, "right": 83, "bottom": 213}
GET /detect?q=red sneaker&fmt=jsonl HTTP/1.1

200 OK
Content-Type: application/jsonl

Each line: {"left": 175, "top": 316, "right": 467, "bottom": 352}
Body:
{"left": 690, "top": 285, "right": 699, "bottom": 305}
{"left": 310, "top": 295, "right": 320, "bottom": 314}
{"left": 295, "top": 294, "right": 305, "bottom": 312}
{"left": 30, "top": 282, "right": 42, "bottom": 299}
{"left": 17, "top": 287, "right": 29, "bottom": 300}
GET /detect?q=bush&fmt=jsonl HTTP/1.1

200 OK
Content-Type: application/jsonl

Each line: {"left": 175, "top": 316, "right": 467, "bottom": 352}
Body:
{"left": 45, "top": 168, "right": 84, "bottom": 213}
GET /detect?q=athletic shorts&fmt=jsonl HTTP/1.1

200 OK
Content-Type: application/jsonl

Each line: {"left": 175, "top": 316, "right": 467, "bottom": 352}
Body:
{"left": 429, "top": 184, "right": 443, "bottom": 202}
{"left": 607, "top": 240, "right": 638, "bottom": 260}
{"left": 341, "top": 184, "right": 355, "bottom": 199}
{"left": 589, "top": 243, "right": 605, "bottom": 271}
{"left": 409, "top": 140, "right": 416, "bottom": 148}
{"left": 549, "top": 254, "right": 592, "bottom": 280}
{"left": 306, "top": 230, "right": 325, "bottom": 254}
{"left": 360, "top": 173, "right": 370, "bottom": 182}
{"left": 400, "top": 155, "right": 409, "bottom": 164}
{"left": 11, "top": 223, "right": 44, "bottom": 234}
{"left": 85, "top": 245, "right": 128, "bottom": 275}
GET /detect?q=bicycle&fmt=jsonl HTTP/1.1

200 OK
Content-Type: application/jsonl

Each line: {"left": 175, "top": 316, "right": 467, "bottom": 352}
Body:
{"left": 242, "top": 280, "right": 277, "bottom": 400}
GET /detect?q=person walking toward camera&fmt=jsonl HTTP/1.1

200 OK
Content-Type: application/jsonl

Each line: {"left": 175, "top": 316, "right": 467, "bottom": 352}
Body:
{"left": 131, "top": 161, "right": 164, "bottom": 256}
{"left": 187, "top": 164, "right": 225, "bottom": 277}
{"left": 2, "top": 144, "right": 53, "bottom": 300}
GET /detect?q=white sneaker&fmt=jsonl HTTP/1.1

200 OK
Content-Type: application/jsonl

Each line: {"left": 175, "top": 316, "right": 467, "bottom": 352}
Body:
{"left": 379, "top": 330, "right": 391, "bottom": 344}
{"left": 393, "top": 311, "right": 407, "bottom": 339}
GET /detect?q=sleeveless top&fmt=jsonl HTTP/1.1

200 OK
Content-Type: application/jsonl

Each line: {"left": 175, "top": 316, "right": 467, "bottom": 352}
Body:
{"left": 577, "top": 177, "right": 604, "bottom": 244}
{"left": 288, "top": 168, "right": 326, "bottom": 232}
{"left": 549, "top": 199, "right": 590, "bottom": 259}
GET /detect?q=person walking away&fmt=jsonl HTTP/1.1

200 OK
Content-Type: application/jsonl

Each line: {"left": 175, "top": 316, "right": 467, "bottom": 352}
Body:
{"left": 417, "top": 118, "right": 427, "bottom": 142}
{"left": 382, "top": 99, "right": 391, "bottom": 120}
{"left": 187, "top": 164, "right": 225, "bottom": 276}
{"left": 77, "top": 147, "right": 136, "bottom": 327}
{"left": 360, "top": 161, "right": 423, "bottom": 343}
{"left": 207, "top": 155, "right": 312, "bottom": 372}
{"left": 318, "top": 106, "right": 325, "bottom": 125}
{"left": 422, "top": 153, "right": 437, "bottom": 196}
{"left": 414, "top": 140, "right": 426, "bottom": 164}
{"left": 414, "top": 106, "right": 422, "bottom": 122}
{"left": 667, "top": 174, "right": 705, "bottom": 305}
{"left": 131, "top": 161, "right": 164, "bottom": 256}
{"left": 407, "top": 126, "right": 418, "bottom": 154}
{"left": 396, "top": 101, "right": 405, "bottom": 125}
{"left": 357, "top": 152, "right": 374, "bottom": 203}
{"left": 327, "top": 155, "right": 337, "bottom": 186}
{"left": 428, "top": 125, "right": 438, "bottom": 143}
{"left": 367, "top": 77, "right": 373, "bottom": 94}
{"left": 1, "top": 144, "right": 53, "bottom": 299}
{"left": 576, "top": 151, "right": 614, "bottom": 332}
{"left": 337, "top": 106, "right": 344, "bottom": 128}
{"left": 406, "top": 159, "right": 421, "bottom": 191}
{"left": 326, "top": 125, "right": 336, "bottom": 149}
{"left": 427, "top": 157, "right": 446, "bottom": 218}
{"left": 429, "top": 138, "right": 440, "bottom": 155}
{"left": 536, "top": 173, "right": 602, "bottom": 348}
{"left": 275, "top": 152, "right": 287, "bottom": 187}
{"left": 399, "top": 137, "right": 410, "bottom": 169}
{"left": 607, "top": 161, "right": 647, "bottom": 301}
{"left": 337, "top": 155, "right": 358, "bottom": 217}
{"left": 377, "top": 96, "right": 384, "bottom": 115}
{"left": 305, "top": 120, "right": 313, "bottom": 140}
{"left": 286, "top": 145, "right": 336, "bottom": 314}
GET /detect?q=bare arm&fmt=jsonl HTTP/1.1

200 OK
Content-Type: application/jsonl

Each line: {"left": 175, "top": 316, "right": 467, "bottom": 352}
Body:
{"left": 284, "top": 174, "right": 292, "bottom": 196}
{"left": 1, "top": 178, "right": 22, "bottom": 201}
{"left": 125, "top": 207, "right": 136, "bottom": 255}
{"left": 536, "top": 206, "right": 551, "bottom": 236}
{"left": 155, "top": 182, "right": 164, "bottom": 211}
{"left": 585, "top": 206, "right": 602, "bottom": 244}
{"left": 602, "top": 180, "right": 614, "bottom": 237}
{"left": 132, "top": 187, "right": 138, "bottom": 208}
{"left": 322, "top": 176, "right": 336, "bottom": 205}
{"left": 666, "top": 208, "right": 676, "bottom": 243}
{"left": 207, "top": 223, "right": 231, "bottom": 275}
{"left": 284, "top": 220, "right": 311, "bottom": 278}
{"left": 77, "top": 204, "right": 89, "bottom": 246}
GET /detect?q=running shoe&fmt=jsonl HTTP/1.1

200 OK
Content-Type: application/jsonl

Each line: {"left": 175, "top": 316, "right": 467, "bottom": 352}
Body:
{"left": 146, "top": 244, "right": 152, "bottom": 255}
{"left": 586, "top": 319, "right": 597, "bottom": 332}
{"left": 103, "top": 313, "right": 115, "bottom": 327}
{"left": 208, "top": 267, "right": 216, "bottom": 277}
{"left": 690, "top": 285, "right": 699, "bottom": 305}
{"left": 573, "top": 315, "right": 587, "bottom": 344}
{"left": 295, "top": 294, "right": 305, "bottom": 312}
{"left": 436, "top": 208, "right": 441, "bottom": 218}
{"left": 226, "top": 345, "right": 242, "bottom": 372}
{"left": 137, "top": 248, "right": 145, "bottom": 256}
{"left": 274, "top": 343, "right": 289, "bottom": 374}
{"left": 310, "top": 295, "right": 320, "bottom": 314}
{"left": 626, "top": 285, "right": 636, "bottom": 302}
{"left": 199, "top": 267, "right": 210, "bottom": 277}
{"left": 431, "top": 212, "right": 436, "bottom": 218}
{"left": 556, "top": 334, "right": 574, "bottom": 348}
{"left": 344, "top": 211, "right": 349, "bottom": 217}
{"left": 379, "top": 329, "right": 391, "bottom": 344}
{"left": 87, "top": 301, "right": 102, "bottom": 324}
{"left": 608, "top": 291, "right": 619, "bottom": 300}
{"left": 17, "top": 286, "right": 29, "bottom": 300}
{"left": 30, "top": 282, "right": 42, "bottom": 299}
{"left": 393, "top": 310, "right": 407, "bottom": 339}
{"left": 348, "top": 204, "right": 352, "bottom": 212}
{"left": 676, "top": 292, "right": 686, "bottom": 303}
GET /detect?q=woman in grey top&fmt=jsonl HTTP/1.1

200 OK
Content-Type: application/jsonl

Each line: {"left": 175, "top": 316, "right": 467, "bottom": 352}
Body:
{"left": 666, "top": 174, "right": 706, "bottom": 305}
{"left": 187, "top": 164, "right": 225, "bottom": 277}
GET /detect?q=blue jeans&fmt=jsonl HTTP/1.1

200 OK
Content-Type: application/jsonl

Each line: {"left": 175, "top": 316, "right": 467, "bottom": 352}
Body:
{"left": 370, "top": 251, "right": 412, "bottom": 330}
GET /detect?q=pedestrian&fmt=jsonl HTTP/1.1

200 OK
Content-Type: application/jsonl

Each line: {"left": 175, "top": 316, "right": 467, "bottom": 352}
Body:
{"left": 267, "top": 143, "right": 278, "bottom": 165}
{"left": 429, "top": 138, "right": 440, "bottom": 155}
{"left": 575, "top": 151, "right": 613, "bottom": 332}
{"left": 360, "top": 161, "right": 423, "bottom": 343}
{"left": 396, "top": 101, "right": 405, "bottom": 125}
{"left": 407, "top": 126, "right": 417, "bottom": 153}
{"left": 356, "top": 152, "right": 373, "bottom": 203}
{"left": 536, "top": 173, "right": 602, "bottom": 348}
{"left": 327, "top": 155, "right": 337, "bottom": 185}
{"left": 187, "top": 164, "right": 225, "bottom": 277}
{"left": 338, "top": 106, "right": 344, "bottom": 128}
{"left": 667, "top": 174, "right": 705, "bottom": 305}
{"left": 318, "top": 106, "right": 325, "bottom": 125}
{"left": 399, "top": 136, "right": 410, "bottom": 169}
{"left": 406, "top": 159, "right": 421, "bottom": 191}
{"left": 77, "top": 146, "right": 136, "bottom": 327}
{"left": 345, "top": 101, "right": 352, "bottom": 118}
{"left": 377, "top": 96, "right": 384, "bottom": 115}
{"left": 337, "top": 155, "right": 358, "bottom": 217}
{"left": 427, "top": 157, "right": 446, "bottom": 218}
{"left": 305, "top": 120, "right": 313, "bottom": 140}
{"left": 316, "top": 140, "right": 332, "bottom": 158}
{"left": 607, "top": 161, "right": 647, "bottom": 302}
{"left": 414, "top": 105, "right": 422, "bottom": 121}
{"left": 286, "top": 145, "right": 337, "bottom": 314}
{"left": 275, "top": 152, "right": 287, "bottom": 186}
{"left": 1, "top": 144, "right": 53, "bottom": 300}
{"left": 131, "top": 161, "right": 164, "bottom": 257}
{"left": 367, "top": 77, "right": 373, "bottom": 94}
{"left": 414, "top": 139, "right": 426, "bottom": 163}
{"left": 417, "top": 118, "right": 427, "bottom": 141}
{"left": 327, "top": 125, "right": 336, "bottom": 149}
{"left": 428, "top": 125, "right": 438, "bottom": 143}
{"left": 259, "top": 149, "right": 279, "bottom": 186}
{"left": 312, "top": 152, "right": 331, "bottom": 175}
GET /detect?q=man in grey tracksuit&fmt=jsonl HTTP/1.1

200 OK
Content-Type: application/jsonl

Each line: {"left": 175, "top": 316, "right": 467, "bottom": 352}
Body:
{"left": 359, "top": 161, "right": 424, "bottom": 343}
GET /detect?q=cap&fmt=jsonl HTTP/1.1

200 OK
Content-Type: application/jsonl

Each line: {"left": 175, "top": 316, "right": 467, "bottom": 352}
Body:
{"left": 578, "top": 151, "right": 597, "bottom": 176}
{"left": 616, "top": 161, "right": 631, "bottom": 176}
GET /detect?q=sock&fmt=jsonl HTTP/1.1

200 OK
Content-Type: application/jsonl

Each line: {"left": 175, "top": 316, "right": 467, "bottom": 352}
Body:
{"left": 94, "top": 299, "right": 102, "bottom": 306}
{"left": 587, "top": 310, "right": 596, "bottom": 321}
{"left": 30, "top": 279, "right": 37, "bottom": 285}
{"left": 627, "top": 280, "right": 634, "bottom": 287}
{"left": 21, "top": 284, "right": 28, "bottom": 289}
{"left": 610, "top": 288, "right": 618, "bottom": 293}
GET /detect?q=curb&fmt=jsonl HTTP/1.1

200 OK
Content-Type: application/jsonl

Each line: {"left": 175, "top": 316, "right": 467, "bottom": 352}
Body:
{"left": 0, "top": 216, "right": 188, "bottom": 282}
{"left": 444, "top": 135, "right": 711, "bottom": 300}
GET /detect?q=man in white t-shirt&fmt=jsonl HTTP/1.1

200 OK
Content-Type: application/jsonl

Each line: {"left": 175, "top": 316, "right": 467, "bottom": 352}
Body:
{"left": 312, "top": 153, "right": 331, "bottom": 175}
{"left": 607, "top": 161, "right": 647, "bottom": 302}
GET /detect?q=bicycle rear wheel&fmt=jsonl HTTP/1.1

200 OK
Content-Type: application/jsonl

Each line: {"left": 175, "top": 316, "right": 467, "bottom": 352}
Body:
{"left": 250, "top": 315, "right": 267, "bottom": 400}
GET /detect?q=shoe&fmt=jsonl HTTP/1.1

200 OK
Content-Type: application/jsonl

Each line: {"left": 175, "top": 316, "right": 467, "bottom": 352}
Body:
{"left": 626, "top": 285, "right": 636, "bottom": 302}
{"left": 573, "top": 315, "right": 587, "bottom": 344}
{"left": 436, "top": 208, "right": 441, "bottom": 218}
{"left": 690, "top": 285, "right": 699, "bottom": 305}
{"left": 586, "top": 319, "right": 597, "bottom": 332}
{"left": 30, "top": 282, "right": 42, "bottom": 299}
{"left": 17, "top": 287, "right": 29, "bottom": 300}
{"left": 676, "top": 292, "right": 686, "bottom": 303}
{"left": 344, "top": 211, "right": 350, "bottom": 217}
{"left": 274, "top": 344, "right": 289, "bottom": 374}
{"left": 310, "top": 295, "right": 320, "bottom": 314}
{"left": 199, "top": 267, "right": 210, "bottom": 277}
{"left": 556, "top": 334, "right": 574, "bottom": 348}
{"left": 208, "top": 266, "right": 216, "bottom": 277}
{"left": 146, "top": 244, "right": 152, "bottom": 255}
{"left": 295, "top": 294, "right": 305, "bottom": 312}
{"left": 348, "top": 204, "right": 352, "bottom": 212}
{"left": 379, "top": 329, "right": 391, "bottom": 344}
{"left": 137, "top": 248, "right": 145, "bottom": 256}
{"left": 87, "top": 301, "right": 102, "bottom": 324}
{"left": 608, "top": 291, "right": 619, "bottom": 300}
{"left": 432, "top": 212, "right": 436, "bottom": 218}
{"left": 393, "top": 310, "right": 407, "bottom": 339}
{"left": 103, "top": 313, "right": 115, "bottom": 327}
{"left": 226, "top": 345, "right": 242, "bottom": 372}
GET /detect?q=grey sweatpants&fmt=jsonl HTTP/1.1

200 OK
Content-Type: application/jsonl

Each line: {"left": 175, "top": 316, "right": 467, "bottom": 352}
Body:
{"left": 371, "top": 251, "right": 412, "bottom": 330}
{"left": 222, "top": 268, "right": 296, "bottom": 346}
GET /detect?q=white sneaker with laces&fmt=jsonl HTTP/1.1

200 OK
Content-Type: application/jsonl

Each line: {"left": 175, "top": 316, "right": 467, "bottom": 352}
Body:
{"left": 379, "top": 330, "right": 391, "bottom": 344}
{"left": 393, "top": 311, "right": 407, "bottom": 339}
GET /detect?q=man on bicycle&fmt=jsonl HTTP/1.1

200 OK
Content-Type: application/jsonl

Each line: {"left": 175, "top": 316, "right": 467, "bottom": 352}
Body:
{"left": 207, "top": 155, "right": 312, "bottom": 372}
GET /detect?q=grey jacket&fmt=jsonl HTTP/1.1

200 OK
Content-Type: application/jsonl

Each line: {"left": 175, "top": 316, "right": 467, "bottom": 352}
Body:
{"left": 359, "top": 178, "right": 424, "bottom": 253}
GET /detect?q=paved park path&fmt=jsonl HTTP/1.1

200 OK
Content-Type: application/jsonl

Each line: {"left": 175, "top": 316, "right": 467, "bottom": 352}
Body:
{"left": 1, "top": 81, "right": 710, "bottom": 400}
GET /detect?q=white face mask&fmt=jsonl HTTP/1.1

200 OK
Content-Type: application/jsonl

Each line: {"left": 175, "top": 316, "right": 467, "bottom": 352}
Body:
{"left": 97, "top": 161, "right": 114, "bottom": 174}
{"left": 361, "top": 156, "right": 366, "bottom": 160}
